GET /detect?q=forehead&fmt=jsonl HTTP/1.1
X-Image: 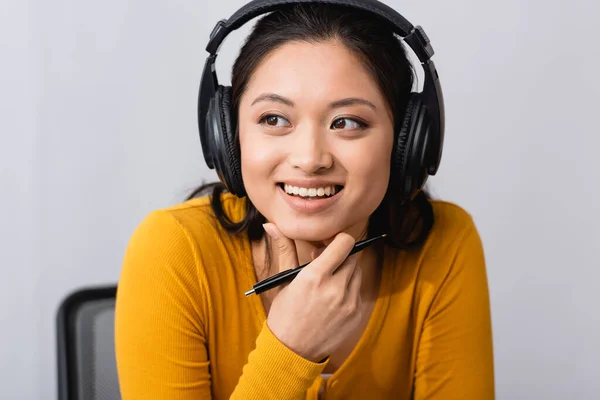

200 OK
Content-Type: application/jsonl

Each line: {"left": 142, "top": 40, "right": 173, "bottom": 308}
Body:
{"left": 242, "top": 39, "right": 385, "bottom": 107}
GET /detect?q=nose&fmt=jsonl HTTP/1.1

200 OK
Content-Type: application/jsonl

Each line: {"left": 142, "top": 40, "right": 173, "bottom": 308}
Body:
{"left": 287, "top": 124, "right": 333, "bottom": 173}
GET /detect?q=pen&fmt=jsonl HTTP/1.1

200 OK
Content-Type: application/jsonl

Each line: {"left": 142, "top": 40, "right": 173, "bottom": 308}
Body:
{"left": 244, "top": 233, "right": 387, "bottom": 296}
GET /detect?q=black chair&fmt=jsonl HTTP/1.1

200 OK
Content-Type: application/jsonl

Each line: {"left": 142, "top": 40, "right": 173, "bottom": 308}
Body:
{"left": 57, "top": 286, "right": 121, "bottom": 400}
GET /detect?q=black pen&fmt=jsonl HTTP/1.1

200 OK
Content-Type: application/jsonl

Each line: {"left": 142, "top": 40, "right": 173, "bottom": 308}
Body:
{"left": 244, "top": 233, "right": 387, "bottom": 296}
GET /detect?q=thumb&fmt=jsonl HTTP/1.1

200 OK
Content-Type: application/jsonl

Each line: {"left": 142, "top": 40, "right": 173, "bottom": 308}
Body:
{"left": 262, "top": 223, "right": 299, "bottom": 270}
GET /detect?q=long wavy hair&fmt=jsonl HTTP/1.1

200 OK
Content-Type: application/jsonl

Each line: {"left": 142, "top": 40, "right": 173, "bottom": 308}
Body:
{"left": 188, "top": 4, "right": 434, "bottom": 254}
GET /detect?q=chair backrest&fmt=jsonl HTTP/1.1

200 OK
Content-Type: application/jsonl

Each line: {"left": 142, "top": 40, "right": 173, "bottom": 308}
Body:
{"left": 57, "top": 286, "right": 121, "bottom": 400}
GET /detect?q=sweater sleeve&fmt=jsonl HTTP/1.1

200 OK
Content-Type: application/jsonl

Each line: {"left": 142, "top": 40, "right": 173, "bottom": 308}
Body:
{"left": 232, "top": 321, "right": 327, "bottom": 399}
{"left": 115, "top": 210, "right": 212, "bottom": 399}
{"left": 115, "top": 210, "right": 326, "bottom": 400}
{"left": 413, "top": 220, "right": 495, "bottom": 399}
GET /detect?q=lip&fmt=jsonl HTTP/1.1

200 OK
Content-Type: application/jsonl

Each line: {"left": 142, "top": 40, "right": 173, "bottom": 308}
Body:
{"left": 277, "top": 184, "right": 342, "bottom": 214}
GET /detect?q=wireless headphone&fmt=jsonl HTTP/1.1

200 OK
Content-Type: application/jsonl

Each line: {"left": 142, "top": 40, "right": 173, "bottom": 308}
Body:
{"left": 198, "top": 0, "right": 445, "bottom": 201}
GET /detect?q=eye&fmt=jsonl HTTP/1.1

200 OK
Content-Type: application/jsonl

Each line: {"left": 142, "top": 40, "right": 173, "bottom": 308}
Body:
{"left": 331, "top": 117, "right": 368, "bottom": 130}
{"left": 259, "top": 114, "right": 291, "bottom": 128}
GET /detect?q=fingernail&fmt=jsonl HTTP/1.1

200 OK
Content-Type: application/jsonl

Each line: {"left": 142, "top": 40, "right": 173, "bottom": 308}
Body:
{"left": 262, "top": 223, "right": 279, "bottom": 239}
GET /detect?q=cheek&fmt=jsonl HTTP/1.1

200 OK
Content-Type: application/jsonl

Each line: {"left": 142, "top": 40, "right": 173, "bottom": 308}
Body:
{"left": 240, "top": 139, "right": 266, "bottom": 175}
{"left": 344, "top": 135, "right": 393, "bottom": 206}
{"left": 348, "top": 134, "right": 393, "bottom": 181}
{"left": 361, "top": 153, "right": 392, "bottom": 196}
{"left": 239, "top": 128, "right": 281, "bottom": 191}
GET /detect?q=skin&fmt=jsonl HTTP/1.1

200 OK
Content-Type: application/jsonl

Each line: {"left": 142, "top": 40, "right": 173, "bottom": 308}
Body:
{"left": 237, "top": 39, "right": 396, "bottom": 370}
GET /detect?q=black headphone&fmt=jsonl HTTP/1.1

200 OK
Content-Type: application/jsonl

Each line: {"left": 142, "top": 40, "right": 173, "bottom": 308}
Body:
{"left": 198, "top": 0, "right": 445, "bottom": 201}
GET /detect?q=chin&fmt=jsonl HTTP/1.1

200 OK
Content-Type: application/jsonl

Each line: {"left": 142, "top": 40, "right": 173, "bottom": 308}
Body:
{"left": 276, "top": 220, "right": 342, "bottom": 243}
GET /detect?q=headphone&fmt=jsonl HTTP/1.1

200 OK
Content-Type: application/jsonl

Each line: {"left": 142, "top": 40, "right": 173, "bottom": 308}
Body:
{"left": 198, "top": 0, "right": 445, "bottom": 201}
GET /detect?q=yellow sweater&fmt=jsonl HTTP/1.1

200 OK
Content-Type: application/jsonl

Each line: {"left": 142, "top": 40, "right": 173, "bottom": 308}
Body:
{"left": 115, "top": 193, "right": 494, "bottom": 399}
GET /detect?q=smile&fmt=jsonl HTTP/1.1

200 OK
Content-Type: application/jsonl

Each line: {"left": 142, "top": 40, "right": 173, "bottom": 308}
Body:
{"left": 277, "top": 183, "right": 344, "bottom": 213}
{"left": 278, "top": 183, "right": 344, "bottom": 199}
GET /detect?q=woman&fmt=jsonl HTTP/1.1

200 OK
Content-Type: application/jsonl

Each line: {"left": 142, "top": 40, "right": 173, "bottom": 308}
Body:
{"left": 115, "top": 2, "right": 494, "bottom": 399}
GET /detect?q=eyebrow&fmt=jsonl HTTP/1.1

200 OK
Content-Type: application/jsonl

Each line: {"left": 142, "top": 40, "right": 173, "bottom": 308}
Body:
{"left": 251, "top": 93, "right": 377, "bottom": 110}
{"left": 251, "top": 93, "right": 295, "bottom": 107}
{"left": 329, "top": 97, "right": 376, "bottom": 110}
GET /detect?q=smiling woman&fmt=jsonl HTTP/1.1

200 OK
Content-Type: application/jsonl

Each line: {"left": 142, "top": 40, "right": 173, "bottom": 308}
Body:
{"left": 114, "top": 1, "right": 494, "bottom": 399}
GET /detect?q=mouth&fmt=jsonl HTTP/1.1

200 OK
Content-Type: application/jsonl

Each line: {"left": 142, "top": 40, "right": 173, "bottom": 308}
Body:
{"left": 277, "top": 182, "right": 344, "bottom": 199}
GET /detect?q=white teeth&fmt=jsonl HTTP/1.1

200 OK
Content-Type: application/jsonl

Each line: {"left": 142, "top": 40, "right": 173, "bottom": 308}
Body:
{"left": 283, "top": 184, "right": 339, "bottom": 198}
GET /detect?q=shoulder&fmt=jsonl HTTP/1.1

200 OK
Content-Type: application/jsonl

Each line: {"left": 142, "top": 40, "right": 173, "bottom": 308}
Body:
{"left": 426, "top": 199, "right": 484, "bottom": 265}
{"left": 384, "top": 200, "right": 489, "bottom": 329}
{"left": 424, "top": 199, "right": 485, "bottom": 279}
{"left": 150, "top": 192, "right": 246, "bottom": 231}
{"left": 118, "top": 193, "right": 248, "bottom": 317}
{"left": 425, "top": 199, "right": 481, "bottom": 253}
{"left": 392, "top": 199, "right": 485, "bottom": 288}
{"left": 122, "top": 192, "right": 247, "bottom": 278}
{"left": 430, "top": 199, "right": 477, "bottom": 236}
{"left": 427, "top": 200, "right": 480, "bottom": 249}
{"left": 427, "top": 199, "right": 486, "bottom": 269}
{"left": 132, "top": 192, "right": 246, "bottom": 244}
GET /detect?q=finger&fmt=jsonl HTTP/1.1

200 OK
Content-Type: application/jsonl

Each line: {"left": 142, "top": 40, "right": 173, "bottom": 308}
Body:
{"left": 310, "top": 232, "right": 356, "bottom": 275}
{"left": 346, "top": 263, "right": 363, "bottom": 298}
{"left": 263, "top": 223, "right": 299, "bottom": 270}
{"left": 331, "top": 253, "right": 360, "bottom": 287}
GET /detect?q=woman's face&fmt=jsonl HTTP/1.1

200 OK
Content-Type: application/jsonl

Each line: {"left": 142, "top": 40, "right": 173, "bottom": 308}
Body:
{"left": 238, "top": 39, "right": 394, "bottom": 242}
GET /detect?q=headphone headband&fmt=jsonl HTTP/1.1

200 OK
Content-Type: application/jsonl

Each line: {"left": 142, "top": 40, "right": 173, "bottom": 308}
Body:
{"left": 207, "top": 0, "right": 416, "bottom": 54}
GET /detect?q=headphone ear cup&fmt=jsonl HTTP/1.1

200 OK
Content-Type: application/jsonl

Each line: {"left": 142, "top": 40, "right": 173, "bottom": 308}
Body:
{"left": 393, "top": 94, "right": 430, "bottom": 201}
{"left": 209, "top": 86, "right": 246, "bottom": 197}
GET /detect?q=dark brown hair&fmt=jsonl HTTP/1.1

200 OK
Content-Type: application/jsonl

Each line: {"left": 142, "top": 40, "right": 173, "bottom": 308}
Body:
{"left": 188, "top": 3, "right": 434, "bottom": 249}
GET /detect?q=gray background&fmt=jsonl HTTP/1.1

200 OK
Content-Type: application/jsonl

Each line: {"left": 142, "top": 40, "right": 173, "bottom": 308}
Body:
{"left": 1, "top": 0, "right": 599, "bottom": 398}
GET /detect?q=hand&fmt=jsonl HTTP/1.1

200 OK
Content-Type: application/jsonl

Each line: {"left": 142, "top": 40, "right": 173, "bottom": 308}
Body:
{"left": 263, "top": 223, "right": 364, "bottom": 363}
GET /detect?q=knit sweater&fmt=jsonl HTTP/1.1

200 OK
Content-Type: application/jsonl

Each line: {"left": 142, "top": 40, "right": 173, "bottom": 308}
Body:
{"left": 115, "top": 193, "right": 494, "bottom": 399}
